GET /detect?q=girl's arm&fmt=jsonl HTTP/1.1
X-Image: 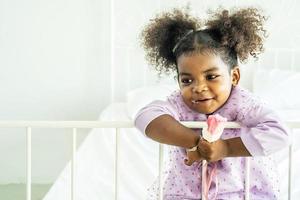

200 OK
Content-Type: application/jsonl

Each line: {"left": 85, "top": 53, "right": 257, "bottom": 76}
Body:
{"left": 194, "top": 107, "right": 289, "bottom": 163}
{"left": 145, "top": 114, "right": 251, "bottom": 164}
{"left": 188, "top": 137, "right": 251, "bottom": 164}
{"left": 185, "top": 137, "right": 251, "bottom": 165}
{"left": 145, "top": 114, "right": 200, "bottom": 149}
{"left": 238, "top": 106, "right": 290, "bottom": 157}
{"left": 224, "top": 137, "right": 251, "bottom": 157}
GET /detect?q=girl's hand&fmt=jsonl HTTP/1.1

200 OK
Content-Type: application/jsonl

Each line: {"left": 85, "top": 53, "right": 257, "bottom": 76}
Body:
{"left": 197, "top": 138, "right": 229, "bottom": 162}
{"left": 184, "top": 138, "right": 229, "bottom": 165}
{"left": 184, "top": 149, "right": 203, "bottom": 166}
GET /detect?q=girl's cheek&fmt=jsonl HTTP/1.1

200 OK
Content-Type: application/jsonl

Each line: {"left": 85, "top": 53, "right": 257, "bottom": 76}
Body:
{"left": 181, "top": 87, "right": 192, "bottom": 99}
{"left": 180, "top": 86, "right": 189, "bottom": 93}
{"left": 220, "top": 83, "right": 232, "bottom": 92}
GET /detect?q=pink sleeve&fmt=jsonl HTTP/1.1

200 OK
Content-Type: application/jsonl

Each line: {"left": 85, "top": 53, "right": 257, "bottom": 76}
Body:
{"left": 238, "top": 103, "right": 290, "bottom": 156}
{"left": 134, "top": 100, "right": 179, "bottom": 135}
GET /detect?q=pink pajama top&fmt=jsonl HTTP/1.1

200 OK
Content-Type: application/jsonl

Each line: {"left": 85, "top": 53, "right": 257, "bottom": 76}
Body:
{"left": 134, "top": 86, "right": 289, "bottom": 200}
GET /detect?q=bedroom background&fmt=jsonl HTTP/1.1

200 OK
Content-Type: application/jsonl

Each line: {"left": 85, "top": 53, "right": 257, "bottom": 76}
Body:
{"left": 0, "top": 0, "right": 299, "bottom": 199}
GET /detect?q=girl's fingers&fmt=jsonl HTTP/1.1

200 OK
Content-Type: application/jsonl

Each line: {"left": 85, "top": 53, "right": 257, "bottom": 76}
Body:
{"left": 198, "top": 139, "right": 211, "bottom": 153}
{"left": 199, "top": 138, "right": 209, "bottom": 146}
{"left": 184, "top": 155, "right": 204, "bottom": 166}
{"left": 198, "top": 140, "right": 213, "bottom": 161}
{"left": 184, "top": 158, "right": 194, "bottom": 166}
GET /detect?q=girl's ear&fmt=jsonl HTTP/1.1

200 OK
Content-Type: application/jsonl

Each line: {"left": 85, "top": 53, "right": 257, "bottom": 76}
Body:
{"left": 231, "top": 66, "right": 240, "bottom": 86}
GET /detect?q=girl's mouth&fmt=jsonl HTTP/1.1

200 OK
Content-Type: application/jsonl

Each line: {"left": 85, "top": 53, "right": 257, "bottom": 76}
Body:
{"left": 191, "top": 98, "right": 212, "bottom": 104}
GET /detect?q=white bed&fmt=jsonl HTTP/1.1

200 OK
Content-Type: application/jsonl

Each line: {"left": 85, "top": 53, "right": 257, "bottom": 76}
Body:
{"left": 43, "top": 102, "right": 162, "bottom": 200}
{"left": 43, "top": 68, "right": 300, "bottom": 200}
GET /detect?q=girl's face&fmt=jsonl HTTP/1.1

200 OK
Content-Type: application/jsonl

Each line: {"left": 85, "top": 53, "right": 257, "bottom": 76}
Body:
{"left": 177, "top": 52, "right": 240, "bottom": 114}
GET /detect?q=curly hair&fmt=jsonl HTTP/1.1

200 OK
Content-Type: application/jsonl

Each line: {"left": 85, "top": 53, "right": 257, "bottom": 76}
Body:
{"left": 140, "top": 7, "right": 268, "bottom": 75}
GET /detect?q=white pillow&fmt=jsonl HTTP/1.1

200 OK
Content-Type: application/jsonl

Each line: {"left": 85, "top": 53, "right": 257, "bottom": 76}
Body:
{"left": 126, "top": 84, "right": 178, "bottom": 119}
{"left": 253, "top": 69, "right": 300, "bottom": 109}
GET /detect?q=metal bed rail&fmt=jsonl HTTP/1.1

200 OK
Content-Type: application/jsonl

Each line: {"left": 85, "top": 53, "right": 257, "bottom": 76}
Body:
{"left": 0, "top": 120, "right": 298, "bottom": 200}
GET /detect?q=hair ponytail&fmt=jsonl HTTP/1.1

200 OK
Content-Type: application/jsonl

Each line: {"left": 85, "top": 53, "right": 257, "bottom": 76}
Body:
{"left": 140, "top": 9, "right": 201, "bottom": 74}
{"left": 205, "top": 7, "right": 268, "bottom": 62}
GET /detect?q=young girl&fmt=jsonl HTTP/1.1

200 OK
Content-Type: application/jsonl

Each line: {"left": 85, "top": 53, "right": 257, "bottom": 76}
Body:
{"left": 134, "top": 7, "right": 289, "bottom": 200}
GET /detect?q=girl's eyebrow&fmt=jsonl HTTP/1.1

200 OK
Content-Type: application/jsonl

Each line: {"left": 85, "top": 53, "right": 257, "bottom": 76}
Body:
{"left": 179, "top": 72, "right": 191, "bottom": 76}
{"left": 179, "top": 67, "right": 219, "bottom": 76}
{"left": 203, "top": 67, "right": 219, "bottom": 73}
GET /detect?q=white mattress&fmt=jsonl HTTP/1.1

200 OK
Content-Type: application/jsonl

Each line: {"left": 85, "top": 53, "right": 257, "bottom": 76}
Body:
{"left": 43, "top": 103, "right": 300, "bottom": 200}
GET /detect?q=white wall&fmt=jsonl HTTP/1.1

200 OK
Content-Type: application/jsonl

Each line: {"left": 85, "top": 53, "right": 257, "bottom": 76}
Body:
{"left": 0, "top": 0, "right": 299, "bottom": 184}
{"left": 0, "top": 0, "right": 111, "bottom": 183}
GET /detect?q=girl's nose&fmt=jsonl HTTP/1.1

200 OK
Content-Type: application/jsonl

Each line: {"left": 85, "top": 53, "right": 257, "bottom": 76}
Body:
{"left": 192, "top": 83, "right": 208, "bottom": 93}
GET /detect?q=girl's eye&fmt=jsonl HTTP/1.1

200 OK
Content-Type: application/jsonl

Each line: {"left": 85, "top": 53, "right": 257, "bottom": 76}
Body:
{"left": 181, "top": 78, "right": 192, "bottom": 84}
{"left": 206, "top": 74, "right": 219, "bottom": 80}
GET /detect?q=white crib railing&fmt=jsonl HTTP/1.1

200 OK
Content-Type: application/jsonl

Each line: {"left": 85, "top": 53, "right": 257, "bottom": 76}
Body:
{"left": 0, "top": 120, "right": 299, "bottom": 200}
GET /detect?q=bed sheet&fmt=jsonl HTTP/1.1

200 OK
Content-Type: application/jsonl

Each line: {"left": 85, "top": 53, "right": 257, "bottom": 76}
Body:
{"left": 43, "top": 103, "right": 160, "bottom": 200}
{"left": 43, "top": 103, "right": 300, "bottom": 200}
{"left": 272, "top": 109, "right": 300, "bottom": 199}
